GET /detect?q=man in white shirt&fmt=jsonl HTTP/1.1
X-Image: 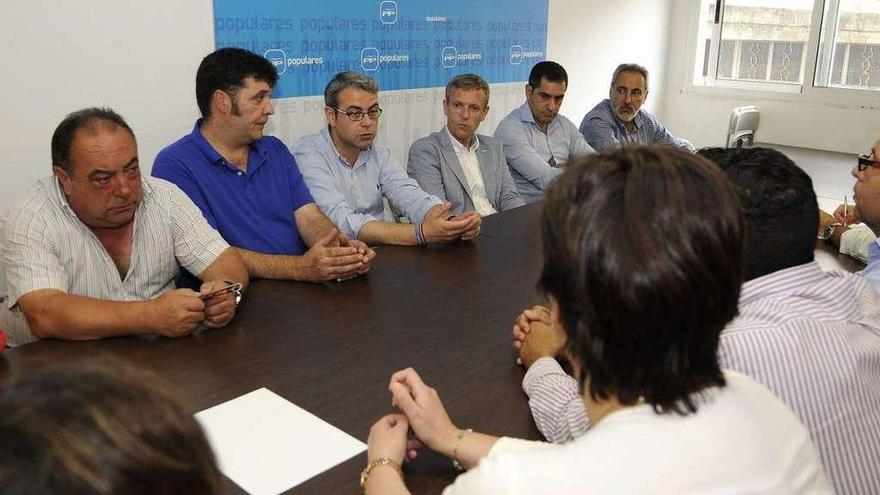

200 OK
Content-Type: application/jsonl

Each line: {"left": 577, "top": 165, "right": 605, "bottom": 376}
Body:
{"left": 0, "top": 108, "right": 248, "bottom": 346}
{"left": 407, "top": 74, "right": 524, "bottom": 215}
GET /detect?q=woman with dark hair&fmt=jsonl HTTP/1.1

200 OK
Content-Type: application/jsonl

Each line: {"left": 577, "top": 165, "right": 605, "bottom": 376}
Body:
{"left": 0, "top": 356, "right": 223, "bottom": 495}
{"left": 363, "top": 147, "right": 831, "bottom": 494}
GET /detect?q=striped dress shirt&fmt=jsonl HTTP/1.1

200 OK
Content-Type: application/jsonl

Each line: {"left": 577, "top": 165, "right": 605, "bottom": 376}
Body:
{"left": 0, "top": 176, "right": 229, "bottom": 346}
{"left": 579, "top": 99, "right": 694, "bottom": 152}
{"left": 524, "top": 261, "right": 880, "bottom": 495}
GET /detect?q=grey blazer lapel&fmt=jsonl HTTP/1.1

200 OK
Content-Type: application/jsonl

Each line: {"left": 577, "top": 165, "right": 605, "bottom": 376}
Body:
{"left": 436, "top": 129, "right": 473, "bottom": 202}
{"left": 475, "top": 137, "right": 497, "bottom": 202}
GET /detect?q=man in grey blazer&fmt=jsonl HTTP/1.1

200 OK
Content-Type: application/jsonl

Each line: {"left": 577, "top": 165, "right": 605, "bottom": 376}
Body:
{"left": 408, "top": 74, "right": 525, "bottom": 216}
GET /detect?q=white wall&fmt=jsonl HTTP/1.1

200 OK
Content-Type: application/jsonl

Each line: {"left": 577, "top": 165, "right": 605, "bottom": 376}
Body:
{"left": 0, "top": 0, "right": 673, "bottom": 217}
{"left": 659, "top": 0, "right": 880, "bottom": 152}
{"left": 547, "top": 0, "right": 672, "bottom": 127}
{"left": 0, "top": 1, "right": 215, "bottom": 209}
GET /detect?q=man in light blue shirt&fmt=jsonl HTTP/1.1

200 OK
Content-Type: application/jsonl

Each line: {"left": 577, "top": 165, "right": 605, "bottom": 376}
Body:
{"left": 849, "top": 137, "right": 880, "bottom": 290}
{"left": 293, "top": 72, "right": 481, "bottom": 246}
{"left": 494, "top": 61, "right": 593, "bottom": 204}
{"left": 580, "top": 63, "right": 693, "bottom": 152}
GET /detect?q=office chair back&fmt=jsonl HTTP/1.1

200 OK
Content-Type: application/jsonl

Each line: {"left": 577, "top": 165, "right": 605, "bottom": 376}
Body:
{"left": 727, "top": 106, "right": 760, "bottom": 148}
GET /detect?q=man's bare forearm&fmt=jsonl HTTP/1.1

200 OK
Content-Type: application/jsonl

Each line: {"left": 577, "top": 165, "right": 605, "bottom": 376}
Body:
{"left": 200, "top": 248, "right": 250, "bottom": 289}
{"left": 20, "top": 290, "right": 159, "bottom": 340}
{"left": 233, "top": 247, "right": 304, "bottom": 280}
{"left": 296, "top": 203, "right": 339, "bottom": 246}
{"left": 358, "top": 220, "right": 417, "bottom": 246}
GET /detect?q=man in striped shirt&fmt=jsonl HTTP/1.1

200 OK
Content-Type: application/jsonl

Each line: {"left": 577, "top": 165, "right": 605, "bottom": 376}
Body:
{"left": 579, "top": 63, "right": 693, "bottom": 152}
{"left": 0, "top": 108, "right": 249, "bottom": 346}
{"left": 512, "top": 147, "right": 880, "bottom": 495}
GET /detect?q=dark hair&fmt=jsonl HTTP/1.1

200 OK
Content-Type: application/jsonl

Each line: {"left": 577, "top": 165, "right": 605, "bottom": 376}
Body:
{"left": 528, "top": 61, "right": 568, "bottom": 89}
{"left": 51, "top": 107, "right": 135, "bottom": 174}
{"left": 445, "top": 73, "right": 490, "bottom": 104}
{"left": 698, "top": 147, "right": 818, "bottom": 281}
{"left": 324, "top": 71, "right": 379, "bottom": 108}
{"left": 0, "top": 356, "right": 223, "bottom": 495}
{"left": 539, "top": 146, "right": 744, "bottom": 415}
{"left": 196, "top": 47, "right": 278, "bottom": 119}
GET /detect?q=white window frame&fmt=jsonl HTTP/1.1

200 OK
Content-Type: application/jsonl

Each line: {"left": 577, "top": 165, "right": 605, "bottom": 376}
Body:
{"left": 682, "top": 0, "right": 880, "bottom": 109}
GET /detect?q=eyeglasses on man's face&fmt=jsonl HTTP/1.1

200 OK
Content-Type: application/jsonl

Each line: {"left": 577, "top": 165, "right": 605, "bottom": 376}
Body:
{"left": 858, "top": 153, "right": 879, "bottom": 172}
{"left": 331, "top": 106, "right": 383, "bottom": 121}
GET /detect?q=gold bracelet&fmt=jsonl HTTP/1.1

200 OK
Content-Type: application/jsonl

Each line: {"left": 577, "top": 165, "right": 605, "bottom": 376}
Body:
{"left": 451, "top": 428, "right": 473, "bottom": 472}
{"left": 359, "top": 457, "right": 402, "bottom": 488}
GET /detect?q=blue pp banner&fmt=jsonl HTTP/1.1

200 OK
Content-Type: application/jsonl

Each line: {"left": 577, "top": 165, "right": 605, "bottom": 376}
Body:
{"left": 213, "top": 0, "right": 549, "bottom": 98}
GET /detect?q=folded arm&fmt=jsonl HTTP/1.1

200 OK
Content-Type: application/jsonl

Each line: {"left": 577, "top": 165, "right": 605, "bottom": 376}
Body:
{"left": 522, "top": 357, "right": 590, "bottom": 443}
{"left": 17, "top": 289, "right": 203, "bottom": 340}
{"left": 495, "top": 121, "right": 562, "bottom": 190}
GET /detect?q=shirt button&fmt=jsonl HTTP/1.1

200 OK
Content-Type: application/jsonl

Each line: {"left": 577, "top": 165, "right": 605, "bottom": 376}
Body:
{"left": 237, "top": 171, "right": 243, "bottom": 176}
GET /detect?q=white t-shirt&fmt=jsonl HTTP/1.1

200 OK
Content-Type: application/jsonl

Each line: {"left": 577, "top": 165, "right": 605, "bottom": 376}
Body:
{"left": 444, "top": 371, "right": 831, "bottom": 495}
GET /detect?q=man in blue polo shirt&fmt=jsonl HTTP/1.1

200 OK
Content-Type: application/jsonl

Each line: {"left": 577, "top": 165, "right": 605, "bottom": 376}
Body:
{"left": 153, "top": 48, "right": 374, "bottom": 283}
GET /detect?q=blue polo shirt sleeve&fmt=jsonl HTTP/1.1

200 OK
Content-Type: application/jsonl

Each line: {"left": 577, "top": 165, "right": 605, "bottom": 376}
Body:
{"left": 153, "top": 148, "right": 219, "bottom": 228}
{"left": 270, "top": 140, "right": 315, "bottom": 212}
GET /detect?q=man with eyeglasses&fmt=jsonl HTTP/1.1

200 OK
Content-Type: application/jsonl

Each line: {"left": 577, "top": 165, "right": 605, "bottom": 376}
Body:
{"left": 293, "top": 71, "right": 481, "bottom": 246}
{"left": 153, "top": 49, "right": 375, "bottom": 284}
{"left": 821, "top": 138, "right": 880, "bottom": 290}
{"left": 494, "top": 61, "right": 594, "bottom": 204}
{"left": 580, "top": 63, "right": 693, "bottom": 152}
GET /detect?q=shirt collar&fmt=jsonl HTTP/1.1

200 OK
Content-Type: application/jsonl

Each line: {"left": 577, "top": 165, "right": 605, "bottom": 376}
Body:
{"left": 191, "top": 119, "right": 268, "bottom": 173}
{"left": 445, "top": 126, "right": 480, "bottom": 153}
{"left": 516, "top": 102, "right": 538, "bottom": 125}
{"left": 320, "top": 126, "right": 372, "bottom": 168}
{"left": 631, "top": 109, "right": 645, "bottom": 129}
{"left": 516, "top": 101, "right": 561, "bottom": 132}
{"left": 739, "top": 261, "right": 827, "bottom": 307}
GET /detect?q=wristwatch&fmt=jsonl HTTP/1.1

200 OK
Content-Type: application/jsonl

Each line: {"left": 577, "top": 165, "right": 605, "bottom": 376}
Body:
{"left": 818, "top": 223, "right": 841, "bottom": 241}
{"left": 224, "top": 280, "right": 243, "bottom": 306}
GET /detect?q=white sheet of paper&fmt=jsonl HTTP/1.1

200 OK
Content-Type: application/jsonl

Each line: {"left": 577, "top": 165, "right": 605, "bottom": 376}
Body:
{"left": 195, "top": 388, "right": 366, "bottom": 495}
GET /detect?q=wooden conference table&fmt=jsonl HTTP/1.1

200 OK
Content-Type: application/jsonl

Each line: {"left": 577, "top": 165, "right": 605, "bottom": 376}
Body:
{"left": 0, "top": 201, "right": 862, "bottom": 494}
{"left": 0, "top": 203, "right": 547, "bottom": 494}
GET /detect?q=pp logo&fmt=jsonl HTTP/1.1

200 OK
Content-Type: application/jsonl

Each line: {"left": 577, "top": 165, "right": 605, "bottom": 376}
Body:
{"left": 265, "top": 49, "right": 287, "bottom": 75}
{"left": 510, "top": 45, "right": 524, "bottom": 65}
{"left": 361, "top": 47, "right": 380, "bottom": 71}
{"left": 379, "top": 1, "right": 398, "bottom": 24}
{"left": 441, "top": 46, "right": 457, "bottom": 69}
